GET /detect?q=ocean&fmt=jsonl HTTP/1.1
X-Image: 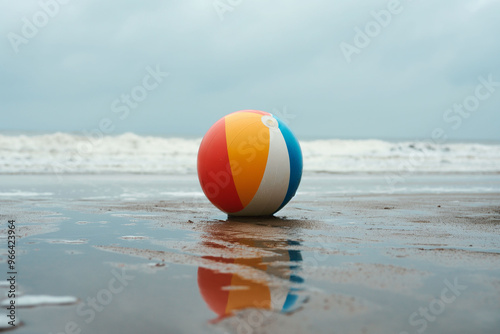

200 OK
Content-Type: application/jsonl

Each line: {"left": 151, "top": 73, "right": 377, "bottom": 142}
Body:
{"left": 1, "top": 132, "right": 500, "bottom": 174}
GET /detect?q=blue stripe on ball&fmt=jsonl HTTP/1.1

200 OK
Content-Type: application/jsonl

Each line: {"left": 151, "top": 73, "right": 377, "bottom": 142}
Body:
{"left": 276, "top": 118, "right": 303, "bottom": 212}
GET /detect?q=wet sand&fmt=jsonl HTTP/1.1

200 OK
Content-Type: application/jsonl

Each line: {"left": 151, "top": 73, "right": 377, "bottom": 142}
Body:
{"left": 0, "top": 174, "right": 499, "bottom": 333}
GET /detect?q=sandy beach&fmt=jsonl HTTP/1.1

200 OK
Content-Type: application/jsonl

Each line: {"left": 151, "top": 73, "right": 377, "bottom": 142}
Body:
{"left": 1, "top": 173, "right": 499, "bottom": 333}
{"left": 2, "top": 0, "right": 500, "bottom": 332}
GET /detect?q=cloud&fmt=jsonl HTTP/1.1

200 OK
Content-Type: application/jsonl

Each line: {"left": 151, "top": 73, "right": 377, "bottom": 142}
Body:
{"left": 0, "top": 0, "right": 498, "bottom": 140}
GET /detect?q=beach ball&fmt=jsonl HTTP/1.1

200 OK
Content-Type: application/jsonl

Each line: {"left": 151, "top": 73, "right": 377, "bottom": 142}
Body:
{"left": 197, "top": 110, "right": 302, "bottom": 216}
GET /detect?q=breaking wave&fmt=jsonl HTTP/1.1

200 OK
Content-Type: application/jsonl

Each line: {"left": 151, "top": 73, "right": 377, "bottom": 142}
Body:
{"left": 0, "top": 133, "right": 499, "bottom": 174}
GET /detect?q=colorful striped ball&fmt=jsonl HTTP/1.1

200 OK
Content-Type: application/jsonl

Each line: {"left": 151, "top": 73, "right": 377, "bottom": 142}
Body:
{"left": 197, "top": 110, "right": 302, "bottom": 216}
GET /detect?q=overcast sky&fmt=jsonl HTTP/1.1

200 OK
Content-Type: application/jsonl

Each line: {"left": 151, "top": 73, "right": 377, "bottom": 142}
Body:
{"left": 0, "top": 0, "right": 499, "bottom": 141}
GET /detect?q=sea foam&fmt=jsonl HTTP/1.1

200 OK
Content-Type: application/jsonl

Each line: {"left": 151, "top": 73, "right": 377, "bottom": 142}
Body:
{"left": 1, "top": 133, "right": 499, "bottom": 174}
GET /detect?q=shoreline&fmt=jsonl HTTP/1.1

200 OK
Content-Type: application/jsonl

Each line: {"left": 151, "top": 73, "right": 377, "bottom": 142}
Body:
{"left": 0, "top": 174, "right": 499, "bottom": 333}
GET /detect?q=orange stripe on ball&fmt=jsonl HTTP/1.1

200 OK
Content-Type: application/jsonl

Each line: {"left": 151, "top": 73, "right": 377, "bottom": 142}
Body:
{"left": 225, "top": 112, "right": 270, "bottom": 208}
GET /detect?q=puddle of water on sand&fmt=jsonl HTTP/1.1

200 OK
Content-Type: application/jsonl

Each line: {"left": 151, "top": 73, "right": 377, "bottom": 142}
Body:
{"left": 2, "top": 174, "right": 499, "bottom": 333}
